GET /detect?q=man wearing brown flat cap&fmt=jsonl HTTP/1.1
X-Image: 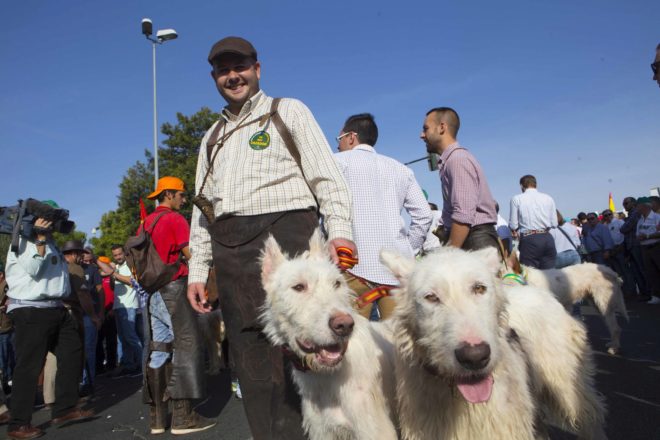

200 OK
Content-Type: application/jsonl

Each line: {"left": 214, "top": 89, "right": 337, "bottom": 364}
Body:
{"left": 187, "top": 36, "right": 356, "bottom": 439}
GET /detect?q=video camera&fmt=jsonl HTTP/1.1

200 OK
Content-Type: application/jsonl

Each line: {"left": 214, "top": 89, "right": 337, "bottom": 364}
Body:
{"left": 0, "top": 199, "right": 75, "bottom": 252}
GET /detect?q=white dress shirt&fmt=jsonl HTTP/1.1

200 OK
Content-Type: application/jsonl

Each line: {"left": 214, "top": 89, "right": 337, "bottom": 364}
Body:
{"left": 335, "top": 144, "right": 432, "bottom": 285}
{"left": 509, "top": 188, "right": 558, "bottom": 233}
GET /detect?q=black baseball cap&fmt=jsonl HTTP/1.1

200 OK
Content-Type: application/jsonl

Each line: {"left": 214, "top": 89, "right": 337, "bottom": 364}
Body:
{"left": 208, "top": 36, "right": 257, "bottom": 65}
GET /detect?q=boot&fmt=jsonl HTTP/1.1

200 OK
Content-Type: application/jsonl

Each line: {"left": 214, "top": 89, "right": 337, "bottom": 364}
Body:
{"left": 146, "top": 366, "right": 168, "bottom": 435}
{"left": 170, "top": 399, "right": 216, "bottom": 435}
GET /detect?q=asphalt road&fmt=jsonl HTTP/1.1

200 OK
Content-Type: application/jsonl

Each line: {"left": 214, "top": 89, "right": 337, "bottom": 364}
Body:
{"left": 10, "top": 298, "right": 660, "bottom": 440}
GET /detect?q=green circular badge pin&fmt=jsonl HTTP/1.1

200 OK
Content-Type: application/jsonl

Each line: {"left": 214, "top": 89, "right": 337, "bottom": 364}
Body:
{"left": 249, "top": 131, "right": 271, "bottom": 150}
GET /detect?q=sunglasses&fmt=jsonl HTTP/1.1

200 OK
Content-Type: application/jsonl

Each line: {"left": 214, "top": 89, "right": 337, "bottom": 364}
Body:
{"left": 603, "top": 212, "right": 613, "bottom": 216}
{"left": 335, "top": 132, "right": 354, "bottom": 143}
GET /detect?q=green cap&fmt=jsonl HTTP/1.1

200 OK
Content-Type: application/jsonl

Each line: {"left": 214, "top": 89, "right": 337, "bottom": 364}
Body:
{"left": 41, "top": 200, "right": 60, "bottom": 208}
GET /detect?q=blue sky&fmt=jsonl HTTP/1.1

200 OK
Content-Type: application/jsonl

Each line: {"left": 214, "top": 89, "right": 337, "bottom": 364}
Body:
{"left": 2, "top": 0, "right": 659, "bottom": 241}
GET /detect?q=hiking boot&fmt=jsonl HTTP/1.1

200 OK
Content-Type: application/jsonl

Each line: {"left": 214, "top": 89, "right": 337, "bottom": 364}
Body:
{"left": 170, "top": 399, "right": 216, "bottom": 435}
{"left": 147, "top": 366, "right": 168, "bottom": 435}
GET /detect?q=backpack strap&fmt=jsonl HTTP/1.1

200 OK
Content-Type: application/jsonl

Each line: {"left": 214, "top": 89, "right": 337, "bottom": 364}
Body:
{"left": 143, "top": 210, "right": 171, "bottom": 234}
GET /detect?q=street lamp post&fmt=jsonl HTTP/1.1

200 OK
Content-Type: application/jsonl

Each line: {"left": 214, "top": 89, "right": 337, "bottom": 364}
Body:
{"left": 141, "top": 18, "right": 177, "bottom": 190}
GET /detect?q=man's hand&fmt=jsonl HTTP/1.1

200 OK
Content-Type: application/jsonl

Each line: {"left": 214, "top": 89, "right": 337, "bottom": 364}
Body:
{"left": 327, "top": 238, "right": 358, "bottom": 265}
{"left": 34, "top": 218, "right": 52, "bottom": 241}
{"left": 187, "top": 282, "right": 211, "bottom": 314}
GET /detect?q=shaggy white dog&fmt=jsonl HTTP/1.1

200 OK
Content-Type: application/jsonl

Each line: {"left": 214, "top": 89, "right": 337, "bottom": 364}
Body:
{"left": 381, "top": 246, "right": 606, "bottom": 440}
{"left": 259, "top": 231, "right": 397, "bottom": 440}
{"left": 511, "top": 259, "right": 628, "bottom": 355}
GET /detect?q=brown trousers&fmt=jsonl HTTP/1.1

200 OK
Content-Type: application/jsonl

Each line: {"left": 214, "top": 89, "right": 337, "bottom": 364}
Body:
{"left": 210, "top": 209, "right": 318, "bottom": 440}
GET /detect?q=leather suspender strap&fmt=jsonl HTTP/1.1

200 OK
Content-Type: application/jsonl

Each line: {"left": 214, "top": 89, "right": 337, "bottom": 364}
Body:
{"left": 269, "top": 98, "right": 319, "bottom": 208}
{"left": 270, "top": 98, "right": 302, "bottom": 171}
{"left": 206, "top": 119, "right": 227, "bottom": 166}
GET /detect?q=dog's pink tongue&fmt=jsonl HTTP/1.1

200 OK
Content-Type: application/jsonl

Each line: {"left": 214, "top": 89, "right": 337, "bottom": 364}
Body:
{"left": 456, "top": 374, "right": 493, "bottom": 404}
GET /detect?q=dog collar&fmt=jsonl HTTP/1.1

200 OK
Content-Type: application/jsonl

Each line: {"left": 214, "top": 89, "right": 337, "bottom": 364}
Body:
{"left": 281, "top": 344, "right": 312, "bottom": 372}
{"left": 501, "top": 273, "right": 527, "bottom": 285}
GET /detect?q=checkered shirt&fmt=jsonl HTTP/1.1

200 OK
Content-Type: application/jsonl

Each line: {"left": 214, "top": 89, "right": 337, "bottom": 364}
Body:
{"left": 188, "top": 90, "right": 353, "bottom": 284}
{"left": 335, "top": 145, "right": 432, "bottom": 285}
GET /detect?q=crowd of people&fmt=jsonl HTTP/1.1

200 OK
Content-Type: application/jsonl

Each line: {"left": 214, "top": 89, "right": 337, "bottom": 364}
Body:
{"left": 0, "top": 37, "right": 658, "bottom": 440}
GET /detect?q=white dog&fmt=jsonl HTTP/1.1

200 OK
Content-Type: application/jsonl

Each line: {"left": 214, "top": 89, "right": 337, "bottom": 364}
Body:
{"left": 508, "top": 255, "right": 628, "bottom": 355}
{"left": 381, "top": 246, "right": 606, "bottom": 440}
{"left": 259, "top": 231, "right": 397, "bottom": 440}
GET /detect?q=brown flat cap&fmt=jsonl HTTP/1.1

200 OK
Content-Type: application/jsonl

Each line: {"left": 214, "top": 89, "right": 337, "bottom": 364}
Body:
{"left": 208, "top": 36, "right": 257, "bottom": 65}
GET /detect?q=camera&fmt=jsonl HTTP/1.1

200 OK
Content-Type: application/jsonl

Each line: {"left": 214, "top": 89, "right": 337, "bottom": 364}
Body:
{"left": 0, "top": 198, "right": 75, "bottom": 238}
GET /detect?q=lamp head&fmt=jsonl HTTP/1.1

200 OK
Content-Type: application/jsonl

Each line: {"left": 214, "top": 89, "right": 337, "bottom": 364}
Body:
{"left": 141, "top": 18, "right": 153, "bottom": 37}
{"left": 157, "top": 29, "right": 178, "bottom": 42}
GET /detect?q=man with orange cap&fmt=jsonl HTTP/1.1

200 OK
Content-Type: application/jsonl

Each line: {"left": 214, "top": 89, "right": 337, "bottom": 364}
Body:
{"left": 142, "top": 176, "right": 215, "bottom": 435}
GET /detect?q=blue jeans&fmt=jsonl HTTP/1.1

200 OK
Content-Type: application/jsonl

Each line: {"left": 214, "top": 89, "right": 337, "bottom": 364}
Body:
{"left": 148, "top": 292, "right": 174, "bottom": 369}
{"left": 0, "top": 332, "right": 15, "bottom": 385}
{"left": 114, "top": 307, "right": 143, "bottom": 370}
{"left": 555, "top": 249, "right": 581, "bottom": 269}
{"left": 81, "top": 316, "right": 98, "bottom": 386}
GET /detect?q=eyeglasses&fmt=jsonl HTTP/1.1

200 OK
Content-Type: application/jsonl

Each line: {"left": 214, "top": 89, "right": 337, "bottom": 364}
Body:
{"left": 603, "top": 212, "right": 613, "bottom": 217}
{"left": 587, "top": 217, "right": 597, "bottom": 221}
{"left": 335, "top": 132, "right": 354, "bottom": 142}
{"left": 652, "top": 61, "right": 660, "bottom": 75}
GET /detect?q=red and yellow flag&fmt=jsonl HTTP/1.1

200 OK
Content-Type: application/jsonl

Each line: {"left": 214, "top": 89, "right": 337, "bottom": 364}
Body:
{"left": 608, "top": 193, "right": 616, "bottom": 212}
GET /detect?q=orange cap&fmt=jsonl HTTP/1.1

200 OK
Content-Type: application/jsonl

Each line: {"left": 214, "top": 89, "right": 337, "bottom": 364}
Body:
{"left": 147, "top": 176, "right": 185, "bottom": 200}
{"left": 98, "top": 256, "right": 111, "bottom": 264}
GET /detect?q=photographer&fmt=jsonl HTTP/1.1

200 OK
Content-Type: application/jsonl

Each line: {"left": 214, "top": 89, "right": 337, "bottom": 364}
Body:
{"left": 4, "top": 216, "right": 93, "bottom": 439}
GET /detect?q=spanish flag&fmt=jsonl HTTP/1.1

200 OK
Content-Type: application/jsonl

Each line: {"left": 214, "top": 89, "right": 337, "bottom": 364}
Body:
{"left": 608, "top": 193, "right": 616, "bottom": 212}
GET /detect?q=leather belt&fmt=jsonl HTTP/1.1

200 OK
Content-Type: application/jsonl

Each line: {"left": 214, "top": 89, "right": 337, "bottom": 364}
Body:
{"left": 521, "top": 229, "right": 549, "bottom": 237}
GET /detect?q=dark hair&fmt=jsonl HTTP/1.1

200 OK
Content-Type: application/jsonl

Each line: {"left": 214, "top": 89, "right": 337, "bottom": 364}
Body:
{"left": 426, "top": 107, "right": 460, "bottom": 137}
{"left": 111, "top": 244, "right": 124, "bottom": 252}
{"left": 577, "top": 212, "right": 587, "bottom": 220}
{"left": 650, "top": 196, "right": 660, "bottom": 205}
{"left": 623, "top": 197, "right": 637, "bottom": 207}
{"left": 556, "top": 210, "right": 565, "bottom": 226}
{"left": 428, "top": 202, "right": 438, "bottom": 211}
{"left": 519, "top": 175, "right": 537, "bottom": 188}
{"left": 157, "top": 189, "right": 176, "bottom": 203}
{"left": 343, "top": 113, "right": 378, "bottom": 147}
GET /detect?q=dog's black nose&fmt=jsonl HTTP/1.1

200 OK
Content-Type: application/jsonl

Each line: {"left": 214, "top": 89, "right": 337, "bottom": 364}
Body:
{"left": 329, "top": 313, "right": 354, "bottom": 337}
{"left": 454, "top": 342, "right": 491, "bottom": 370}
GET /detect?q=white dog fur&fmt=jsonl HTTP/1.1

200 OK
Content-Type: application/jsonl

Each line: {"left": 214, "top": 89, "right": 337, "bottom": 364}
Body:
{"left": 381, "top": 246, "right": 607, "bottom": 440}
{"left": 260, "top": 231, "right": 397, "bottom": 440}
{"left": 520, "top": 262, "right": 628, "bottom": 355}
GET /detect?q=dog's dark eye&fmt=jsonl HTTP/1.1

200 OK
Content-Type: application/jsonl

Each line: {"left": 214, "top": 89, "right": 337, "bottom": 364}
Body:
{"left": 292, "top": 283, "right": 306, "bottom": 292}
{"left": 472, "top": 283, "right": 487, "bottom": 295}
{"left": 424, "top": 292, "right": 440, "bottom": 303}
{"left": 334, "top": 279, "right": 341, "bottom": 289}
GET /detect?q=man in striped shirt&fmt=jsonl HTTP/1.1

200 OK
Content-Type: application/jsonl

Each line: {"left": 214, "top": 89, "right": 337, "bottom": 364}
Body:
{"left": 187, "top": 36, "right": 355, "bottom": 439}
{"left": 420, "top": 107, "right": 500, "bottom": 252}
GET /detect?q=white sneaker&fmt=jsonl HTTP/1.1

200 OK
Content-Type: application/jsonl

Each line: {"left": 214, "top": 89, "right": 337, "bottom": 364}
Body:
{"left": 647, "top": 296, "right": 660, "bottom": 305}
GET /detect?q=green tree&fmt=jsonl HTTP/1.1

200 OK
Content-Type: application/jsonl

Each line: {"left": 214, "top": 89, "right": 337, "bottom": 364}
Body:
{"left": 91, "top": 107, "right": 219, "bottom": 258}
{"left": 53, "top": 229, "right": 88, "bottom": 249}
{"left": 0, "top": 234, "right": 10, "bottom": 270}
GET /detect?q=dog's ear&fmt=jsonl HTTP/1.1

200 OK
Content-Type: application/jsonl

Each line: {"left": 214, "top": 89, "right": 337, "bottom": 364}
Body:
{"left": 380, "top": 249, "right": 415, "bottom": 281}
{"left": 472, "top": 247, "right": 501, "bottom": 275}
{"left": 261, "top": 235, "right": 286, "bottom": 285}
{"left": 307, "top": 229, "right": 326, "bottom": 259}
